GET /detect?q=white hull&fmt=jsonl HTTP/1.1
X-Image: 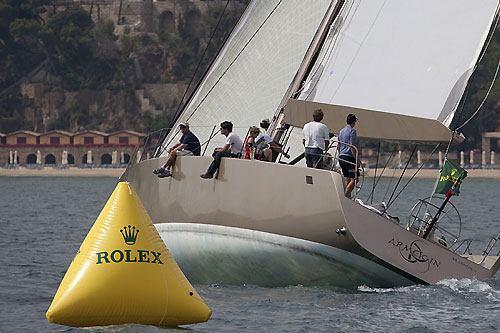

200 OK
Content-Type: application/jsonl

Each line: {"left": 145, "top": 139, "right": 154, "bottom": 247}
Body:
{"left": 157, "top": 223, "right": 414, "bottom": 288}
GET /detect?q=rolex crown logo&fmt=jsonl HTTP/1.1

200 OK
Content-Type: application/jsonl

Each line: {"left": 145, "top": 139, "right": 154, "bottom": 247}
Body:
{"left": 120, "top": 225, "right": 139, "bottom": 245}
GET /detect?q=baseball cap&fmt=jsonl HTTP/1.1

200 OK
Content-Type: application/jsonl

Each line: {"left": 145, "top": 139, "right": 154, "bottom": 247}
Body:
{"left": 260, "top": 118, "right": 270, "bottom": 128}
{"left": 179, "top": 121, "right": 189, "bottom": 127}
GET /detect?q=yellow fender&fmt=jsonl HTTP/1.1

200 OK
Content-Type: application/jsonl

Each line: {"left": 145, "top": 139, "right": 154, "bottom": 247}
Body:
{"left": 46, "top": 182, "right": 211, "bottom": 327}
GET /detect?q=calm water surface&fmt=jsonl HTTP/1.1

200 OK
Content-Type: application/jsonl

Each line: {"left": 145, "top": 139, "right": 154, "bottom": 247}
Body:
{"left": 1, "top": 176, "right": 499, "bottom": 332}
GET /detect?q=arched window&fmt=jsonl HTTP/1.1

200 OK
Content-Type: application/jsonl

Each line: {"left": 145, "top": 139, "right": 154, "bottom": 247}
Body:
{"left": 67, "top": 154, "right": 75, "bottom": 165}
{"left": 184, "top": 10, "right": 201, "bottom": 37}
{"left": 45, "top": 154, "right": 56, "bottom": 164}
{"left": 101, "top": 154, "right": 112, "bottom": 165}
{"left": 26, "top": 154, "right": 37, "bottom": 164}
{"left": 123, "top": 153, "right": 131, "bottom": 164}
{"left": 160, "top": 10, "right": 175, "bottom": 32}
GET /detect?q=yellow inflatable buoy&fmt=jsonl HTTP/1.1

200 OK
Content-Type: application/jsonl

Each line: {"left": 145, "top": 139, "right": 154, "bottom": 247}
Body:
{"left": 46, "top": 182, "right": 211, "bottom": 327}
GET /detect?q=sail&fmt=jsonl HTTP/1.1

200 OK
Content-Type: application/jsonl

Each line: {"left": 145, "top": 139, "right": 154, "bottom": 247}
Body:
{"left": 285, "top": 0, "right": 499, "bottom": 142}
{"left": 161, "top": 0, "right": 331, "bottom": 155}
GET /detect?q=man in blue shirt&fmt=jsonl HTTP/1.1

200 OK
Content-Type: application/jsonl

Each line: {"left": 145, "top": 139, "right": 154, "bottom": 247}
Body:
{"left": 153, "top": 121, "right": 200, "bottom": 178}
{"left": 337, "top": 114, "right": 360, "bottom": 198}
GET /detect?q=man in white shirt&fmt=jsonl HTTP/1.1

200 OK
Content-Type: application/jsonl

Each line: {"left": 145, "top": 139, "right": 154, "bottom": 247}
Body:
{"left": 200, "top": 121, "right": 243, "bottom": 179}
{"left": 302, "top": 109, "right": 330, "bottom": 169}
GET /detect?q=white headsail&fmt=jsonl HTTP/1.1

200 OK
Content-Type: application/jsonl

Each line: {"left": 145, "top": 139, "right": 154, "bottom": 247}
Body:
{"left": 284, "top": 0, "right": 500, "bottom": 142}
{"left": 161, "top": 0, "right": 332, "bottom": 155}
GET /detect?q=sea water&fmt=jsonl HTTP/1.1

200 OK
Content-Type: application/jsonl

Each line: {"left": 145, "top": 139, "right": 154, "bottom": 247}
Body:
{"left": 1, "top": 176, "right": 499, "bottom": 332}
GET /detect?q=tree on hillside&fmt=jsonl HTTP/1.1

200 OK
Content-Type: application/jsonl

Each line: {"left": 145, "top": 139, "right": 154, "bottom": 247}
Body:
{"left": 452, "top": 26, "right": 500, "bottom": 150}
{"left": 0, "top": 0, "right": 49, "bottom": 90}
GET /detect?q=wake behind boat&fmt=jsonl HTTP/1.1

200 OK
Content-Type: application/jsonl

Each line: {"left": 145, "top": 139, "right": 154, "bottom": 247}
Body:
{"left": 120, "top": 0, "right": 500, "bottom": 288}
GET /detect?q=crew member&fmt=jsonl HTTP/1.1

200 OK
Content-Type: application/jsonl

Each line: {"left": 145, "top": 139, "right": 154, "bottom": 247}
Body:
{"left": 337, "top": 114, "right": 360, "bottom": 198}
{"left": 302, "top": 109, "right": 329, "bottom": 169}
{"left": 153, "top": 121, "right": 200, "bottom": 178}
{"left": 200, "top": 121, "right": 243, "bottom": 179}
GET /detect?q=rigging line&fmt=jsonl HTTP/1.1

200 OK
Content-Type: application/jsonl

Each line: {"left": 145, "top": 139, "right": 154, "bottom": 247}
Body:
{"left": 156, "top": 0, "right": 232, "bottom": 157}
{"left": 171, "top": 0, "right": 232, "bottom": 125}
{"left": 454, "top": 59, "right": 500, "bottom": 132}
{"left": 201, "top": 126, "right": 219, "bottom": 156}
{"left": 451, "top": 8, "right": 500, "bottom": 133}
{"left": 386, "top": 143, "right": 441, "bottom": 211}
{"left": 300, "top": 0, "right": 356, "bottom": 100}
{"left": 370, "top": 142, "right": 381, "bottom": 204}
{"left": 184, "top": 0, "right": 283, "bottom": 123}
{"left": 445, "top": 5, "right": 500, "bottom": 122}
{"left": 383, "top": 144, "right": 417, "bottom": 214}
{"left": 368, "top": 147, "right": 396, "bottom": 203}
{"left": 444, "top": 129, "right": 454, "bottom": 158}
{"left": 451, "top": 89, "right": 470, "bottom": 131}
{"left": 476, "top": 5, "right": 500, "bottom": 67}
{"left": 329, "top": 0, "right": 387, "bottom": 103}
{"left": 382, "top": 163, "right": 397, "bottom": 202}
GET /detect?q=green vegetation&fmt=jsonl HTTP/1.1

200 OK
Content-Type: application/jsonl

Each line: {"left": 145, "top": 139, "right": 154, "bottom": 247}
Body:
{"left": 0, "top": 0, "right": 498, "bottom": 147}
{"left": 0, "top": 1, "right": 242, "bottom": 133}
{"left": 451, "top": 27, "right": 500, "bottom": 150}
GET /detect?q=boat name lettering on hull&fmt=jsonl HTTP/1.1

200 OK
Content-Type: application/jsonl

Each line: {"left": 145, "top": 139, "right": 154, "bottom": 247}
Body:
{"left": 388, "top": 238, "right": 440, "bottom": 273}
{"left": 96, "top": 249, "right": 163, "bottom": 264}
{"left": 451, "top": 256, "right": 477, "bottom": 273}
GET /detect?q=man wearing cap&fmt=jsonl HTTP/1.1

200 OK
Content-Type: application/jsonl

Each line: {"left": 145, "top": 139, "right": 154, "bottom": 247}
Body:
{"left": 255, "top": 118, "right": 290, "bottom": 162}
{"left": 337, "top": 114, "right": 360, "bottom": 198}
{"left": 302, "top": 109, "right": 330, "bottom": 169}
{"left": 153, "top": 121, "right": 200, "bottom": 178}
{"left": 200, "top": 120, "right": 243, "bottom": 179}
{"left": 259, "top": 118, "right": 270, "bottom": 135}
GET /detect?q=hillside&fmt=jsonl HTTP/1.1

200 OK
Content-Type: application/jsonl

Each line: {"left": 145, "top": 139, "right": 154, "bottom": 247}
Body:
{"left": 0, "top": 0, "right": 499, "bottom": 150}
{"left": 0, "top": 0, "right": 246, "bottom": 134}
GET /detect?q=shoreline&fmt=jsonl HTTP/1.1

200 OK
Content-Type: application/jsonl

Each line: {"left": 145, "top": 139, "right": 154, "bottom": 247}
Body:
{"left": 0, "top": 167, "right": 124, "bottom": 177}
{"left": 2, "top": 166, "right": 500, "bottom": 178}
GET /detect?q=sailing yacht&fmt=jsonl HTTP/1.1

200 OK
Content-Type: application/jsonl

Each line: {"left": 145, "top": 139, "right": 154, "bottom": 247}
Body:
{"left": 120, "top": 0, "right": 500, "bottom": 288}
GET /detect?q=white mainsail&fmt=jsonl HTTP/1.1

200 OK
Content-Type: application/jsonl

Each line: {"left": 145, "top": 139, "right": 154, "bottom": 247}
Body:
{"left": 285, "top": 0, "right": 499, "bottom": 143}
{"left": 161, "top": 0, "right": 332, "bottom": 155}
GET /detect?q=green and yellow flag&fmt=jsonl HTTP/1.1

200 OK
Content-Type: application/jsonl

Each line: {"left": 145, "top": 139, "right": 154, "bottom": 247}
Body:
{"left": 435, "top": 159, "right": 467, "bottom": 195}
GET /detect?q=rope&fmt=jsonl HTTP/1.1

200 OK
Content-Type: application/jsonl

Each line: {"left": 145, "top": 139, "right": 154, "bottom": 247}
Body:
{"left": 383, "top": 145, "right": 417, "bottom": 214}
{"left": 476, "top": 7, "right": 500, "bottom": 66}
{"left": 368, "top": 147, "right": 395, "bottom": 203}
{"left": 370, "top": 142, "right": 380, "bottom": 204}
{"left": 386, "top": 143, "right": 440, "bottom": 210}
{"left": 298, "top": 0, "right": 356, "bottom": 99}
{"left": 170, "top": 0, "right": 232, "bottom": 126}
{"left": 452, "top": 9, "right": 500, "bottom": 131}
{"left": 202, "top": 125, "right": 217, "bottom": 156}
{"left": 184, "top": 1, "right": 283, "bottom": 123}
{"left": 159, "top": 1, "right": 282, "bottom": 156}
{"left": 454, "top": 59, "right": 500, "bottom": 131}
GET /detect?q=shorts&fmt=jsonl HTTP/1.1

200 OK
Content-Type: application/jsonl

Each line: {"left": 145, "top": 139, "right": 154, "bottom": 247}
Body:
{"left": 339, "top": 155, "right": 356, "bottom": 178}
{"left": 176, "top": 150, "right": 194, "bottom": 156}
{"left": 305, "top": 147, "right": 324, "bottom": 169}
{"left": 270, "top": 146, "right": 279, "bottom": 162}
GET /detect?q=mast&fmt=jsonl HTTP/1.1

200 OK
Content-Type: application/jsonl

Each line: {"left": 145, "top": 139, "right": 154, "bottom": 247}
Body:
{"left": 271, "top": 0, "right": 345, "bottom": 144}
